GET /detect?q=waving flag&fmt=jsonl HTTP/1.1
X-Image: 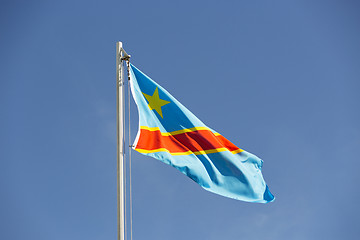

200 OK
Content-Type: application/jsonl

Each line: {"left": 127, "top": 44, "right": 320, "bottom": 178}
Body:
{"left": 129, "top": 63, "right": 274, "bottom": 203}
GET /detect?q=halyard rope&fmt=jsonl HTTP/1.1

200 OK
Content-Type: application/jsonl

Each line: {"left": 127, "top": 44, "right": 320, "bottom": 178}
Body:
{"left": 125, "top": 59, "right": 133, "bottom": 240}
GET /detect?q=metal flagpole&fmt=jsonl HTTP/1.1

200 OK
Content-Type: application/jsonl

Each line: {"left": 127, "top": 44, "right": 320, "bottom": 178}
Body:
{"left": 116, "top": 42, "right": 125, "bottom": 240}
{"left": 116, "top": 41, "right": 131, "bottom": 240}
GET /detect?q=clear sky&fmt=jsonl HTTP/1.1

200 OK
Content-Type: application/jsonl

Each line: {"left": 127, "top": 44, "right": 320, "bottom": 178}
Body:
{"left": 1, "top": 0, "right": 359, "bottom": 239}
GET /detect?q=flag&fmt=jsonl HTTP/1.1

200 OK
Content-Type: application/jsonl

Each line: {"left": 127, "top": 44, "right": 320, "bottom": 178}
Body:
{"left": 129, "top": 63, "right": 274, "bottom": 203}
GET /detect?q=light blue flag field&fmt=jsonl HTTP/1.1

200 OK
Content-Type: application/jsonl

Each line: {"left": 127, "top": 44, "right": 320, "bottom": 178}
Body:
{"left": 129, "top": 63, "right": 274, "bottom": 203}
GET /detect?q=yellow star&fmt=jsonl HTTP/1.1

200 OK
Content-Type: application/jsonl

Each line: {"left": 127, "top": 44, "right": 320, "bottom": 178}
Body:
{"left": 142, "top": 87, "right": 170, "bottom": 118}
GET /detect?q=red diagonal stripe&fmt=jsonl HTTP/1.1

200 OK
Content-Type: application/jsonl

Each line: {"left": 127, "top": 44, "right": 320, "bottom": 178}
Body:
{"left": 135, "top": 128, "right": 241, "bottom": 154}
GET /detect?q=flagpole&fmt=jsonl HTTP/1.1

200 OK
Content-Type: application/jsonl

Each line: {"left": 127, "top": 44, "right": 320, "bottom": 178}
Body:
{"left": 116, "top": 41, "right": 125, "bottom": 240}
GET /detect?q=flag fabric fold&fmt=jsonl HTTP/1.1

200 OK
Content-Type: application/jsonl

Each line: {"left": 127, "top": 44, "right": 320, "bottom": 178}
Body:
{"left": 129, "top": 63, "right": 274, "bottom": 203}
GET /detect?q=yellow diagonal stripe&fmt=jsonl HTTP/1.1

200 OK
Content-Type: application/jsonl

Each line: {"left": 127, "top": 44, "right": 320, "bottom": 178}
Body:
{"left": 140, "top": 126, "right": 219, "bottom": 136}
{"left": 135, "top": 147, "right": 232, "bottom": 156}
{"left": 135, "top": 148, "right": 244, "bottom": 156}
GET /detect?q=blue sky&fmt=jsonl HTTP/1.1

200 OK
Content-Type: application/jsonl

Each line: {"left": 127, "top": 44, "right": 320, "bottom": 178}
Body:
{"left": 1, "top": 0, "right": 359, "bottom": 239}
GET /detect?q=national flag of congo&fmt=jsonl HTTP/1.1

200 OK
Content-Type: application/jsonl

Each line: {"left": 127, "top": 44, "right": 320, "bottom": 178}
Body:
{"left": 129, "top": 63, "right": 274, "bottom": 203}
